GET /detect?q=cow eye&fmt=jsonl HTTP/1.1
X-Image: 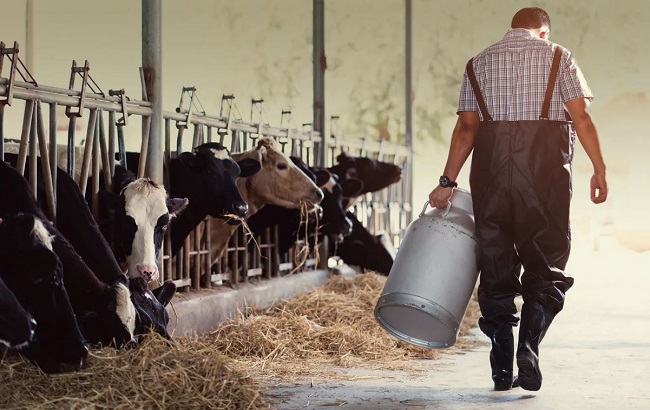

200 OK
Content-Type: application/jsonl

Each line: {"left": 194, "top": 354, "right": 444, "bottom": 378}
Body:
{"left": 277, "top": 162, "right": 288, "bottom": 170}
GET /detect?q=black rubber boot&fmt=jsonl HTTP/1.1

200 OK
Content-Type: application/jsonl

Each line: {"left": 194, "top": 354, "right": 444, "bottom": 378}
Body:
{"left": 490, "top": 333, "right": 516, "bottom": 391}
{"left": 516, "top": 304, "right": 553, "bottom": 391}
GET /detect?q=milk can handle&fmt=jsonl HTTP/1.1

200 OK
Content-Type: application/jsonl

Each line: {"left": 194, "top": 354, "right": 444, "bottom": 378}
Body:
{"left": 420, "top": 200, "right": 452, "bottom": 218}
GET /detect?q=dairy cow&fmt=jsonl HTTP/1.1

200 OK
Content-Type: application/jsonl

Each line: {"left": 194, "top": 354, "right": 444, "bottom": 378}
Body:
{"left": 0, "top": 212, "right": 88, "bottom": 373}
{"left": 93, "top": 165, "right": 189, "bottom": 282}
{"left": 125, "top": 142, "right": 261, "bottom": 256}
{"left": 0, "top": 252, "right": 37, "bottom": 350}
{"left": 205, "top": 137, "right": 324, "bottom": 264}
{"left": 247, "top": 156, "right": 364, "bottom": 255}
{"left": 328, "top": 152, "right": 402, "bottom": 209}
{"left": 1, "top": 158, "right": 137, "bottom": 348}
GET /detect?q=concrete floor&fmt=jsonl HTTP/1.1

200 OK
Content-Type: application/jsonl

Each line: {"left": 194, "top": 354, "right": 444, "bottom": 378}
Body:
{"left": 266, "top": 240, "right": 650, "bottom": 409}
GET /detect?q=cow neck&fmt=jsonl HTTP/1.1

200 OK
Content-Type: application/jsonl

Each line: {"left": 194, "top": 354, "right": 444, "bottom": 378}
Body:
{"left": 168, "top": 159, "right": 211, "bottom": 256}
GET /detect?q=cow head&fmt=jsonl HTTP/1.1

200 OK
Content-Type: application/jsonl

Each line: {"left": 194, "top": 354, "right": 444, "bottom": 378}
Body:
{"left": 0, "top": 250, "right": 36, "bottom": 350}
{"left": 111, "top": 178, "right": 189, "bottom": 282}
{"left": 312, "top": 169, "right": 364, "bottom": 239}
{"left": 233, "top": 138, "right": 323, "bottom": 214}
{"left": 129, "top": 277, "right": 176, "bottom": 341}
{"left": 176, "top": 142, "right": 261, "bottom": 221}
{"left": 79, "top": 276, "right": 137, "bottom": 349}
{"left": 0, "top": 213, "right": 88, "bottom": 374}
{"left": 329, "top": 152, "right": 402, "bottom": 196}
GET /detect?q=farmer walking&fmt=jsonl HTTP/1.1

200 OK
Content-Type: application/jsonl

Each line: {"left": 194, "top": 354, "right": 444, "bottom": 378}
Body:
{"left": 429, "top": 7, "right": 608, "bottom": 391}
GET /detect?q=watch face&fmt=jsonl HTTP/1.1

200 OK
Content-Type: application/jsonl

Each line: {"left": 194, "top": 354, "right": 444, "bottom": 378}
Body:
{"left": 439, "top": 176, "right": 449, "bottom": 186}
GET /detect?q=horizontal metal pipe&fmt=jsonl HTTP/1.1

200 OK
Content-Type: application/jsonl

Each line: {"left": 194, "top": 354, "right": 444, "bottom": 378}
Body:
{"left": 0, "top": 77, "right": 152, "bottom": 107}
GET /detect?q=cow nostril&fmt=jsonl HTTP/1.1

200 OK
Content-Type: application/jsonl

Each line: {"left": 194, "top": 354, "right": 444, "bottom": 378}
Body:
{"left": 233, "top": 202, "right": 248, "bottom": 217}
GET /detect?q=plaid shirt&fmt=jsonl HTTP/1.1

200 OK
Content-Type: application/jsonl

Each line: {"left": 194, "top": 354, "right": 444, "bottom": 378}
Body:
{"left": 458, "top": 29, "right": 593, "bottom": 121}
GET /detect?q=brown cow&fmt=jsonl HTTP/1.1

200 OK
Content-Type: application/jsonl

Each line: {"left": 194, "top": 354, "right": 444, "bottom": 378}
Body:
{"left": 205, "top": 137, "right": 323, "bottom": 264}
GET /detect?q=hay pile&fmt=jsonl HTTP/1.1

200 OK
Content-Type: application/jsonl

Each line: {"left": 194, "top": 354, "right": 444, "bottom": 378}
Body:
{"left": 0, "top": 334, "right": 266, "bottom": 410}
{"left": 207, "top": 272, "right": 481, "bottom": 380}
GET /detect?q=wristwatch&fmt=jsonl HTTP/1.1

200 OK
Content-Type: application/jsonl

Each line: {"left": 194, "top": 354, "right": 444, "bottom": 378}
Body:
{"left": 439, "top": 175, "right": 458, "bottom": 188}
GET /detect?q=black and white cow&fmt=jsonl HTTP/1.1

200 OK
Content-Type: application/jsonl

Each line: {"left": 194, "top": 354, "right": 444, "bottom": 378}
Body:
{"left": 1, "top": 158, "right": 137, "bottom": 348}
{"left": 0, "top": 246, "right": 37, "bottom": 350}
{"left": 129, "top": 277, "right": 176, "bottom": 340}
{"left": 125, "top": 142, "right": 261, "bottom": 256}
{"left": 0, "top": 212, "right": 88, "bottom": 373}
{"left": 94, "top": 165, "right": 189, "bottom": 282}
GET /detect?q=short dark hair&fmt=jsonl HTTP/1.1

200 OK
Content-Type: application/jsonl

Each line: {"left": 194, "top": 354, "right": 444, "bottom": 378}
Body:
{"left": 511, "top": 7, "right": 551, "bottom": 31}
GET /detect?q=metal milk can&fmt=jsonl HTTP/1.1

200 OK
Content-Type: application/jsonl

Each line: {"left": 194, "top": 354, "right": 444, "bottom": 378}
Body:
{"left": 374, "top": 188, "right": 480, "bottom": 348}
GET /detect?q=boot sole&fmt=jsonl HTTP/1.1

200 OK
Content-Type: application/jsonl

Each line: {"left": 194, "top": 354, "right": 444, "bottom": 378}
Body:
{"left": 517, "top": 355, "right": 542, "bottom": 391}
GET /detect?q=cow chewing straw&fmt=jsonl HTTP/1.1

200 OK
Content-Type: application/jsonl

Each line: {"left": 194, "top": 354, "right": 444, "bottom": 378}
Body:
{"left": 0, "top": 333, "right": 266, "bottom": 410}
{"left": 206, "top": 272, "right": 481, "bottom": 382}
{"left": 289, "top": 201, "right": 320, "bottom": 275}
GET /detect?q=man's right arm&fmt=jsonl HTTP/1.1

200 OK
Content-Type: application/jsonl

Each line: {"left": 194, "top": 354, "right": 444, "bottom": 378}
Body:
{"left": 565, "top": 97, "right": 608, "bottom": 204}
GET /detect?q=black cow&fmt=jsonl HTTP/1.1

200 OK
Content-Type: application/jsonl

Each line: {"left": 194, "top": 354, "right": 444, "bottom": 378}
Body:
{"left": 335, "top": 212, "right": 396, "bottom": 275}
{"left": 0, "top": 253, "right": 36, "bottom": 350}
{"left": 1, "top": 158, "right": 137, "bottom": 348}
{"left": 328, "top": 152, "right": 402, "bottom": 208}
{"left": 0, "top": 212, "right": 88, "bottom": 373}
{"left": 247, "top": 156, "right": 364, "bottom": 255}
{"left": 125, "top": 142, "right": 261, "bottom": 256}
{"left": 129, "top": 277, "right": 176, "bottom": 340}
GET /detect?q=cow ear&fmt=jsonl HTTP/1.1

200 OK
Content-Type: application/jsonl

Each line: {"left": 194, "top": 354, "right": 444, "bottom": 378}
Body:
{"left": 237, "top": 158, "right": 261, "bottom": 178}
{"left": 152, "top": 281, "right": 176, "bottom": 307}
{"left": 178, "top": 152, "right": 197, "bottom": 169}
{"left": 314, "top": 169, "right": 332, "bottom": 187}
{"left": 342, "top": 178, "right": 364, "bottom": 198}
{"left": 167, "top": 198, "right": 189, "bottom": 217}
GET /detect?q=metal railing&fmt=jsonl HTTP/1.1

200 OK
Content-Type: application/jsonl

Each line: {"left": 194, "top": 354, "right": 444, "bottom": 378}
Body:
{"left": 1, "top": 41, "right": 411, "bottom": 294}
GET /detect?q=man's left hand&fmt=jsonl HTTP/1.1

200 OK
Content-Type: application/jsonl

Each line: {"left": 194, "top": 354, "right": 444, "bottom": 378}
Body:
{"left": 429, "top": 185, "right": 454, "bottom": 209}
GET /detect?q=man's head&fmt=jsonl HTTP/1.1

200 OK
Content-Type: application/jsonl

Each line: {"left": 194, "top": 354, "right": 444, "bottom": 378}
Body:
{"left": 511, "top": 7, "right": 551, "bottom": 39}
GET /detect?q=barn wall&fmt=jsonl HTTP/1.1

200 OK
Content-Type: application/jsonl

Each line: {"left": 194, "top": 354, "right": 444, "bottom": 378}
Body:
{"left": 1, "top": 0, "right": 648, "bottom": 235}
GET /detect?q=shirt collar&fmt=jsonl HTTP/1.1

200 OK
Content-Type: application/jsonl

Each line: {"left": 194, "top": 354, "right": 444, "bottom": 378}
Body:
{"left": 503, "top": 28, "right": 536, "bottom": 39}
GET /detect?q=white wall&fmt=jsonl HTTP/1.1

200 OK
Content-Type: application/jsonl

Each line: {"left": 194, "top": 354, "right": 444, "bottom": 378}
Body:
{"left": 1, "top": 0, "right": 648, "bottom": 235}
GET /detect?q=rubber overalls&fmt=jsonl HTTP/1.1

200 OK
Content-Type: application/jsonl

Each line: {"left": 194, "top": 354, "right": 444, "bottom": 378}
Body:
{"left": 466, "top": 47, "right": 576, "bottom": 335}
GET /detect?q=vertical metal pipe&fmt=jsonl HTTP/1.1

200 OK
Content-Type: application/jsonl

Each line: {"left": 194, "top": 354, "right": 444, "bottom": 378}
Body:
{"left": 29, "top": 101, "right": 38, "bottom": 197}
{"left": 142, "top": 0, "right": 163, "bottom": 184}
{"left": 78, "top": 108, "right": 98, "bottom": 195}
{"left": 138, "top": 115, "right": 151, "bottom": 179}
{"left": 404, "top": 0, "right": 414, "bottom": 224}
{"left": 164, "top": 117, "right": 171, "bottom": 188}
{"left": 92, "top": 115, "right": 101, "bottom": 219}
{"left": 66, "top": 116, "right": 77, "bottom": 177}
{"left": 98, "top": 110, "right": 112, "bottom": 191}
{"left": 49, "top": 103, "right": 57, "bottom": 200}
{"left": 36, "top": 102, "right": 56, "bottom": 220}
{"left": 313, "top": 0, "right": 326, "bottom": 167}
{"left": 108, "top": 111, "right": 116, "bottom": 175}
{"left": 16, "top": 100, "right": 35, "bottom": 176}
{"left": 0, "top": 105, "right": 5, "bottom": 161}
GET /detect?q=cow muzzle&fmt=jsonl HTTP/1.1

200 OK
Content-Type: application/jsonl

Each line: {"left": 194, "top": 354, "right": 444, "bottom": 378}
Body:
{"left": 136, "top": 264, "right": 159, "bottom": 283}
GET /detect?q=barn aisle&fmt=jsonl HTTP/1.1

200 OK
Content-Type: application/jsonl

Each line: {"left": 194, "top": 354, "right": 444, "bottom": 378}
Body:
{"left": 267, "top": 241, "right": 650, "bottom": 409}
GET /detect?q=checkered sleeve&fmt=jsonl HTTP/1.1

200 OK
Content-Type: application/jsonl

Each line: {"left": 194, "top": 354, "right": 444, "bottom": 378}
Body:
{"left": 457, "top": 67, "right": 479, "bottom": 114}
{"left": 560, "top": 50, "right": 594, "bottom": 103}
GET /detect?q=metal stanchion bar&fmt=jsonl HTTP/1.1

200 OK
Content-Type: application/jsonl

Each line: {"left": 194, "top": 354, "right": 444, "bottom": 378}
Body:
{"left": 48, "top": 102, "right": 57, "bottom": 204}
{"left": 36, "top": 101, "right": 56, "bottom": 220}
{"left": 97, "top": 110, "right": 112, "bottom": 191}
{"left": 138, "top": 115, "right": 151, "bottom": 178}
{"left": 78, "top": 108, "right": 98, "bottom": 195}
{"left": 28, "top": 101, "right": 37, "bottom": 196}
{"left": 16, "top": 99, "right": 34, "bottom": 176}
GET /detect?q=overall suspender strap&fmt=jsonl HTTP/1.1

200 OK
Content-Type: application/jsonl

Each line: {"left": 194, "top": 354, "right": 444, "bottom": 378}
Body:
{"left": 540, "top": 46, "right": 564, "bottom": 120}
{"left": 466, "top": 58, "right": 493, "bottom": 121}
